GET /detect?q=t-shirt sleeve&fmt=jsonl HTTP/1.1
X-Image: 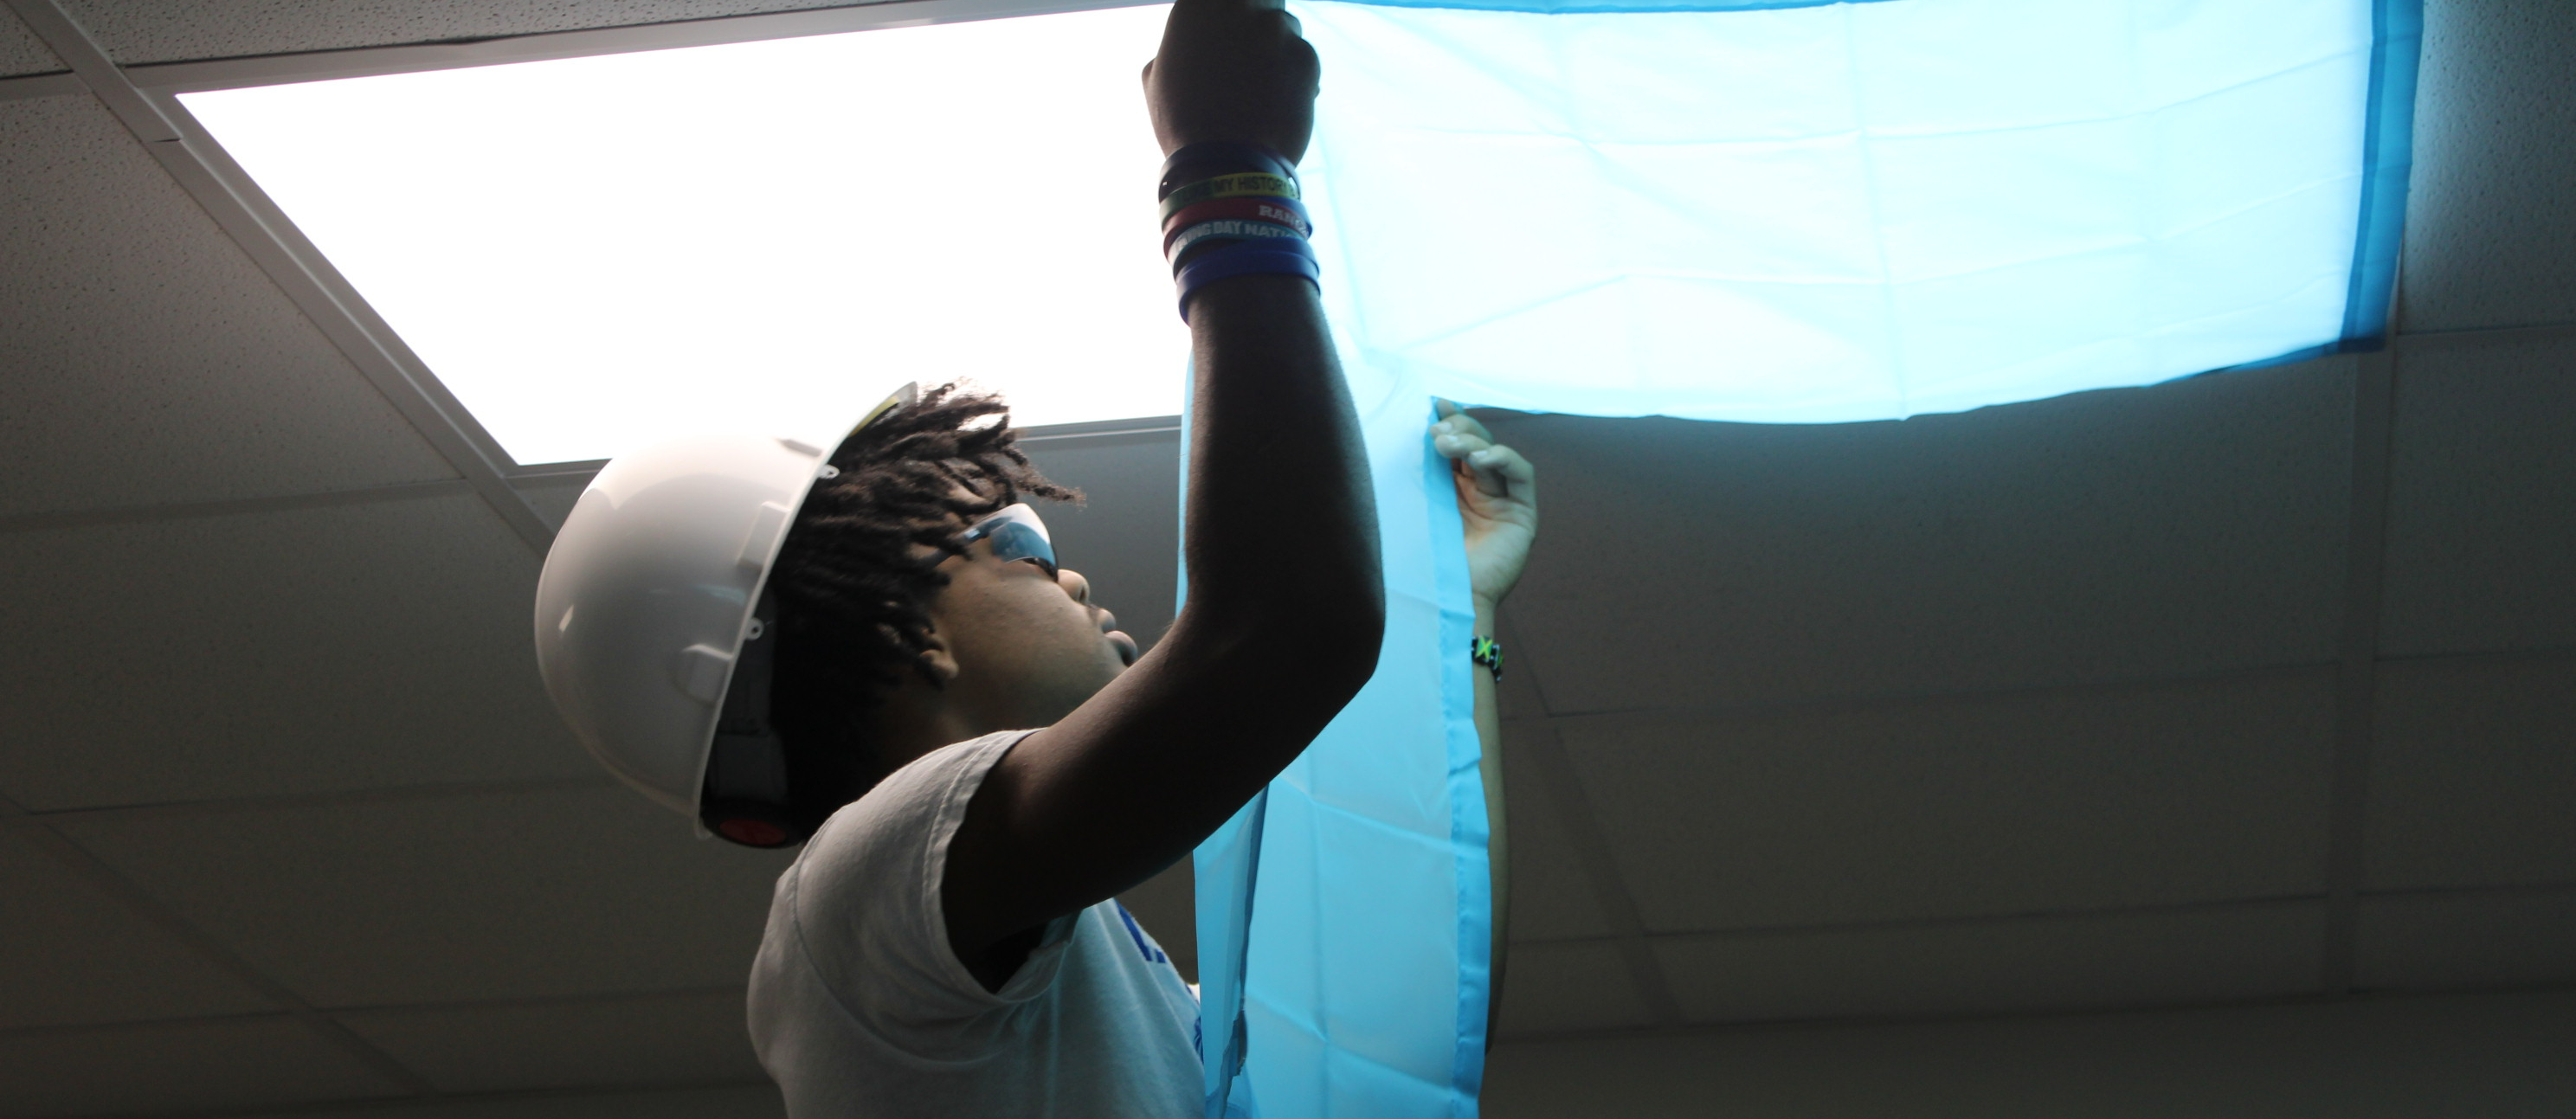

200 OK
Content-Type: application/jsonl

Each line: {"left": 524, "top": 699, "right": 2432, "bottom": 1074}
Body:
{"left": 784, "top": 730, "right": 1080, "bottom": 1038}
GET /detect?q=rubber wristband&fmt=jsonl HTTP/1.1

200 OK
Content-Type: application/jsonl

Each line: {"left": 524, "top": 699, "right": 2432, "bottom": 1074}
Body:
{"left": 1160, "top": 141, "right": 1295, "bottom": 199}
{"left": 1160, "top": 172, "right": 1301, "bottom": 219}
{"left": 1162, "top": 196, "right": 1312, "bottom": 241}
{"left": 1166, "top": 219, "right": 1308, "bottom": 263}
{"left": 1175, "top": 237, "right": 1320, "bottom": 322}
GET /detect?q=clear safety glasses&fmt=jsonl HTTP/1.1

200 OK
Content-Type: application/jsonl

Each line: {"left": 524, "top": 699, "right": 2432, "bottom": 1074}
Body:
{"left": 958, "top": 503, "right": 1056, "bottom": 576}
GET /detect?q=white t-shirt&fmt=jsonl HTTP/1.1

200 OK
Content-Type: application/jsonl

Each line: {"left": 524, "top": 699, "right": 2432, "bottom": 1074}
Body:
{"left": 748, "top": 730, "right": 1203, "bottom": 1118}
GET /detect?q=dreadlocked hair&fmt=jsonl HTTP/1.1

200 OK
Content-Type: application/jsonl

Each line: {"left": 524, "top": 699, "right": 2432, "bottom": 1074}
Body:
{"left": 765, "top": 383, "right": 1079, "bottom": 822}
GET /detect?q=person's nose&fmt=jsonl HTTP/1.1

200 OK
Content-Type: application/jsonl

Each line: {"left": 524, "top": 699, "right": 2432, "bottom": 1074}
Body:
{"left": 1057, "top": 568, "right": 1093, "bottom": 605}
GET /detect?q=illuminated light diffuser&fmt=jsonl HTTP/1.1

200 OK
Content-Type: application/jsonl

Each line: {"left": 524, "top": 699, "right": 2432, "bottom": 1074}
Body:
{"left": 1295, "top": 0, "right": 2419, "bottom": 424}
{"left": 181, "top": 4, "right": 1183, "bottom": 466}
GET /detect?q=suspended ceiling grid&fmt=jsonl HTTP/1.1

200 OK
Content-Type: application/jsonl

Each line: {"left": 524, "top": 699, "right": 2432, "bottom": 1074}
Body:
{"left": 2, "top": 0, "right": 2573, "bottom": 1116}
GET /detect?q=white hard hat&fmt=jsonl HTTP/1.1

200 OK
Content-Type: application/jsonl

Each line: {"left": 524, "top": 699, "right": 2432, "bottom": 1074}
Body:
{"left": 532, "top": 384, "right": 916, "bottom": 846}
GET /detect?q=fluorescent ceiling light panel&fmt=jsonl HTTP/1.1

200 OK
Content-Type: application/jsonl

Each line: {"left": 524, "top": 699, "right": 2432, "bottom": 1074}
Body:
{"left": 1292, "top": 0, "right": 2409, "bottom": 424}
{"left": 182, "top": 4, "right": 1182, "bottom": 466}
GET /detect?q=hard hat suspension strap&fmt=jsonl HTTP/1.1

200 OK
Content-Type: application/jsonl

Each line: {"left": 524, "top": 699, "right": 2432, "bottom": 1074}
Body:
{"left": 701, "top": 589, "right": 801, "bottom": 847}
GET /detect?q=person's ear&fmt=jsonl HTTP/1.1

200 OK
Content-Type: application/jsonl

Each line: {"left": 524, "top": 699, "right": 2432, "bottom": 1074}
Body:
{"left": 911, "top": 630, "right": 962, "bottom": 687}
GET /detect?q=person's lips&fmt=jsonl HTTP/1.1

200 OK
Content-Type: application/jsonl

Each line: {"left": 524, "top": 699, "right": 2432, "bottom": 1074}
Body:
{"left": 1106, "top": 629, "right": 1139, "bottom": 666}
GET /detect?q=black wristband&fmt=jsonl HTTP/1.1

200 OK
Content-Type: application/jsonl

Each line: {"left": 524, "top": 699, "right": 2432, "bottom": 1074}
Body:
{"left": 1470, "top": 635, "right": 1503, "bottom": 682}
{"left": 1159, "top": 141, "right": 1297, "bottom": 201}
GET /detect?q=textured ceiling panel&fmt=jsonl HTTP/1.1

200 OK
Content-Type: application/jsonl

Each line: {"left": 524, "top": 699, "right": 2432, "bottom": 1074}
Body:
{"left": 2365, "top": 656, "right": 2576, "bottom": 891}
{"left": 0, "top": 94, "right": 454, "bottom": 519}
{"left": 2380, "top": 334, "right": 2576, "bottom": 657}
{"left": 509, "top": 472, "right": 592, "bottom": 531}
{"left": 1492, "top": 940, "right": 1651, "bottom": 1039}
{"left": 2357, "top": 886, "right": 2576, "bottom": 994}
{"left": 1651, "top": 903, "right": 2322, "bottom": 1026}
{"left": 62, "top": 0, "right": 896, "bottom": 64}
{"left": 2399, "top": 0, "right": 2576, "bottom": 332}
{"left": 235, "top": 1085, "right": 786, "bottom": 1119}
{"left": 0, "top": 1015, "right": 399, "bottom": 1119}
{"left": 1563, "top": 671, "right": 2337, "bottom": 933}
{"left": 0, "top": 3, "right": 62, "bottom": 76}
{"left": 0, "top": 492, "right": 591, "bottom": 811}
{"left": 1497, "top": 723, "right": 1613, "bottom": 943}
{"left": 1482, "top": 990, "right": 2576, "bottom": 1118}
{"left": 1022, "top": 430, "right": 1182, "bottom": 653}
{"left": 0, "top": 826, "right": 275, "bottom": 1030}
{"left": 53, "top": 784, "right": 791, "bottom": 1006}
{"left": 336, "top": 990, "right": 762, "bottom": 1095}
{"left": 1492, "top": 357, "right": 2353, "bottom": 716}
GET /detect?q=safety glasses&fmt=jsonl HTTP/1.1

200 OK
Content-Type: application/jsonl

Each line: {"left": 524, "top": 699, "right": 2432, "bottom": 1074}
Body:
{"left": 958, "top": 503, "right": 1056, "bottom": 577}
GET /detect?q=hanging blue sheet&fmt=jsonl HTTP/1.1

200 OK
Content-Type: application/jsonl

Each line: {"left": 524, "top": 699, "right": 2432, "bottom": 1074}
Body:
{"left": 1195, "top": 2, "right": 2420, "bottom": 1116}
{"left": 1190, "top": 390, "right": 1490, "bottom": 1119}
{"left": 1292, "top": 0, "right": 2421, "bottom": 425}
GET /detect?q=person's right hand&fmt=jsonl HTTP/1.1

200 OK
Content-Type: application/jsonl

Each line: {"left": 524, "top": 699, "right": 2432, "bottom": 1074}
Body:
{"left": 1143, "top": 0, "right": 1321, "bottom": 163}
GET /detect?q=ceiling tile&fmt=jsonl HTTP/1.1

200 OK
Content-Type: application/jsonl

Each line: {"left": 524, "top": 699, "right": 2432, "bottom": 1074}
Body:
{"left": 2364, "top": 655, "right": 2576, "bottom": 890}
{"left": 0, "top": 4, "right": 61, "bottom": 76}
{"left": 1497, "top": 724, "right": 1614, "bottom": 942}
{"left": 0, "top": 94, "right": 456, "bottom": 519}
{"left": 336, "top": 990, "right": 761, "bottom": 1095}
{"left": 0, "top": 492, "right": 595, "bottom": 810}
{"left": 2357, "top": 886, "right": 2576, "bottom": 993}
{"left": 69, "top": 0, "right": 874, "bottom": 64}
{"left": 2380, "top": 334, "right": 2576, "bottom": 657}
{"left": 1495, "top": 940, "right": 1652, "bottom": 1039}
{"left": 1491, "top": 356, "right": 2353, "bottom": 715}
{"left": 1021, "top": 430, "right": 1181, "bottom": 654}
{"left": 0, "top": 826, "right": 274, "bottom": 1029}
{"left": 0, "top": 1016, "right": 401, "bottom": 1118}
{"left": 1562, "top": 672, "right": 2336, "bottom": 932}
{"left": 509, "top": 472, "right": 593, "bottom": 531}
{"left": 233, "top": 1085, "right": 786, "bottom": 1119}
{"left": 1484, "top": 989, "right": 2576, "bottom": 1118}
{"left": 52, "top": 784, "right": 794, "bottom": 1006}
{"left": 2398, "top": 0, "right": 2576, "bottom": 332}
{"left": 1652, "top": 903, "right": 2322, "bottom": 1026}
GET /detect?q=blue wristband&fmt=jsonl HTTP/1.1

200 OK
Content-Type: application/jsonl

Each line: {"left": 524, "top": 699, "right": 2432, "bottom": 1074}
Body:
{"left": 1175, "top": 237, "right": 1320, "bottom": 322}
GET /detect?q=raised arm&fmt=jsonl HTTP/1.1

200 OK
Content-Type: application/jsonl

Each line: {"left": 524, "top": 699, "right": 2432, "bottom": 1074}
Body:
{"left": 1432, "top": 401, "right": 1538, "bottom": 1039}
{"left": 940, "top": 0, "right": 1384, "bottom": 971}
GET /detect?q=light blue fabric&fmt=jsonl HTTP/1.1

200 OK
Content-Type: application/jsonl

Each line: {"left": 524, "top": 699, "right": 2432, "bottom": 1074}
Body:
{"left": 1195, "top": 2, "right": 2418, "bottom": 1115}
{"left": 2340, "top": 0, "right": 2422, "bottom": 344}
{"left": 1192, "top": 788, "right": 1265, "bottom": 1119}
{"left": 1347, "top": 0, "right": 1890, "bottom": 15}
{"left": 1190, "top": 389, "right": 1490, "bottom": 1119}
{"left": 1291, "top": 0, "right": 2411, "bottom": 425}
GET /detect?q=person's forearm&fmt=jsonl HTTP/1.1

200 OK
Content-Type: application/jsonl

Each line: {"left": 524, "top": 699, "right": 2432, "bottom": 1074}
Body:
{"left": 1474, "top": 594, "right": 1510, "bottom": 1040}
{"left": 1178, "top": 273, "right": 1383, "bottom": 678}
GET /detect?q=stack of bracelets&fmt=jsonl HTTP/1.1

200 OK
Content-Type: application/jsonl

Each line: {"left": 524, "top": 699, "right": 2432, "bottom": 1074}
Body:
{"left": 1161, "top": 141, "right": 1319, "bottom": 321}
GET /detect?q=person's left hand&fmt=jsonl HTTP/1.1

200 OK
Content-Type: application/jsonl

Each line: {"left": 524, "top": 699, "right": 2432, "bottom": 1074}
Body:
{"left": 1431, "top": 402, "right": 1537, "bottom": 608}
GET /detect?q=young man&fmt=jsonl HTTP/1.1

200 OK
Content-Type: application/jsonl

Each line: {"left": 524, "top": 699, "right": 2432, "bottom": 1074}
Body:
{"left": 537, "top": 0, "right": 1536, "bottom": 1111}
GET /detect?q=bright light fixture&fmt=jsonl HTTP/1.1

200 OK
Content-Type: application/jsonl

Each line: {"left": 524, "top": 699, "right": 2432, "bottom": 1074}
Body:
{"left": 182, "top": 4, "right": 1182, "bottom": 466}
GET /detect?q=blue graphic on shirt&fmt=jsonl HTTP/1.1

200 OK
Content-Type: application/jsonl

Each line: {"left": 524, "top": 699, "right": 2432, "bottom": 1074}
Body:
{"left": 1114, "top": 901, "right": 1170, "bottom": 966}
